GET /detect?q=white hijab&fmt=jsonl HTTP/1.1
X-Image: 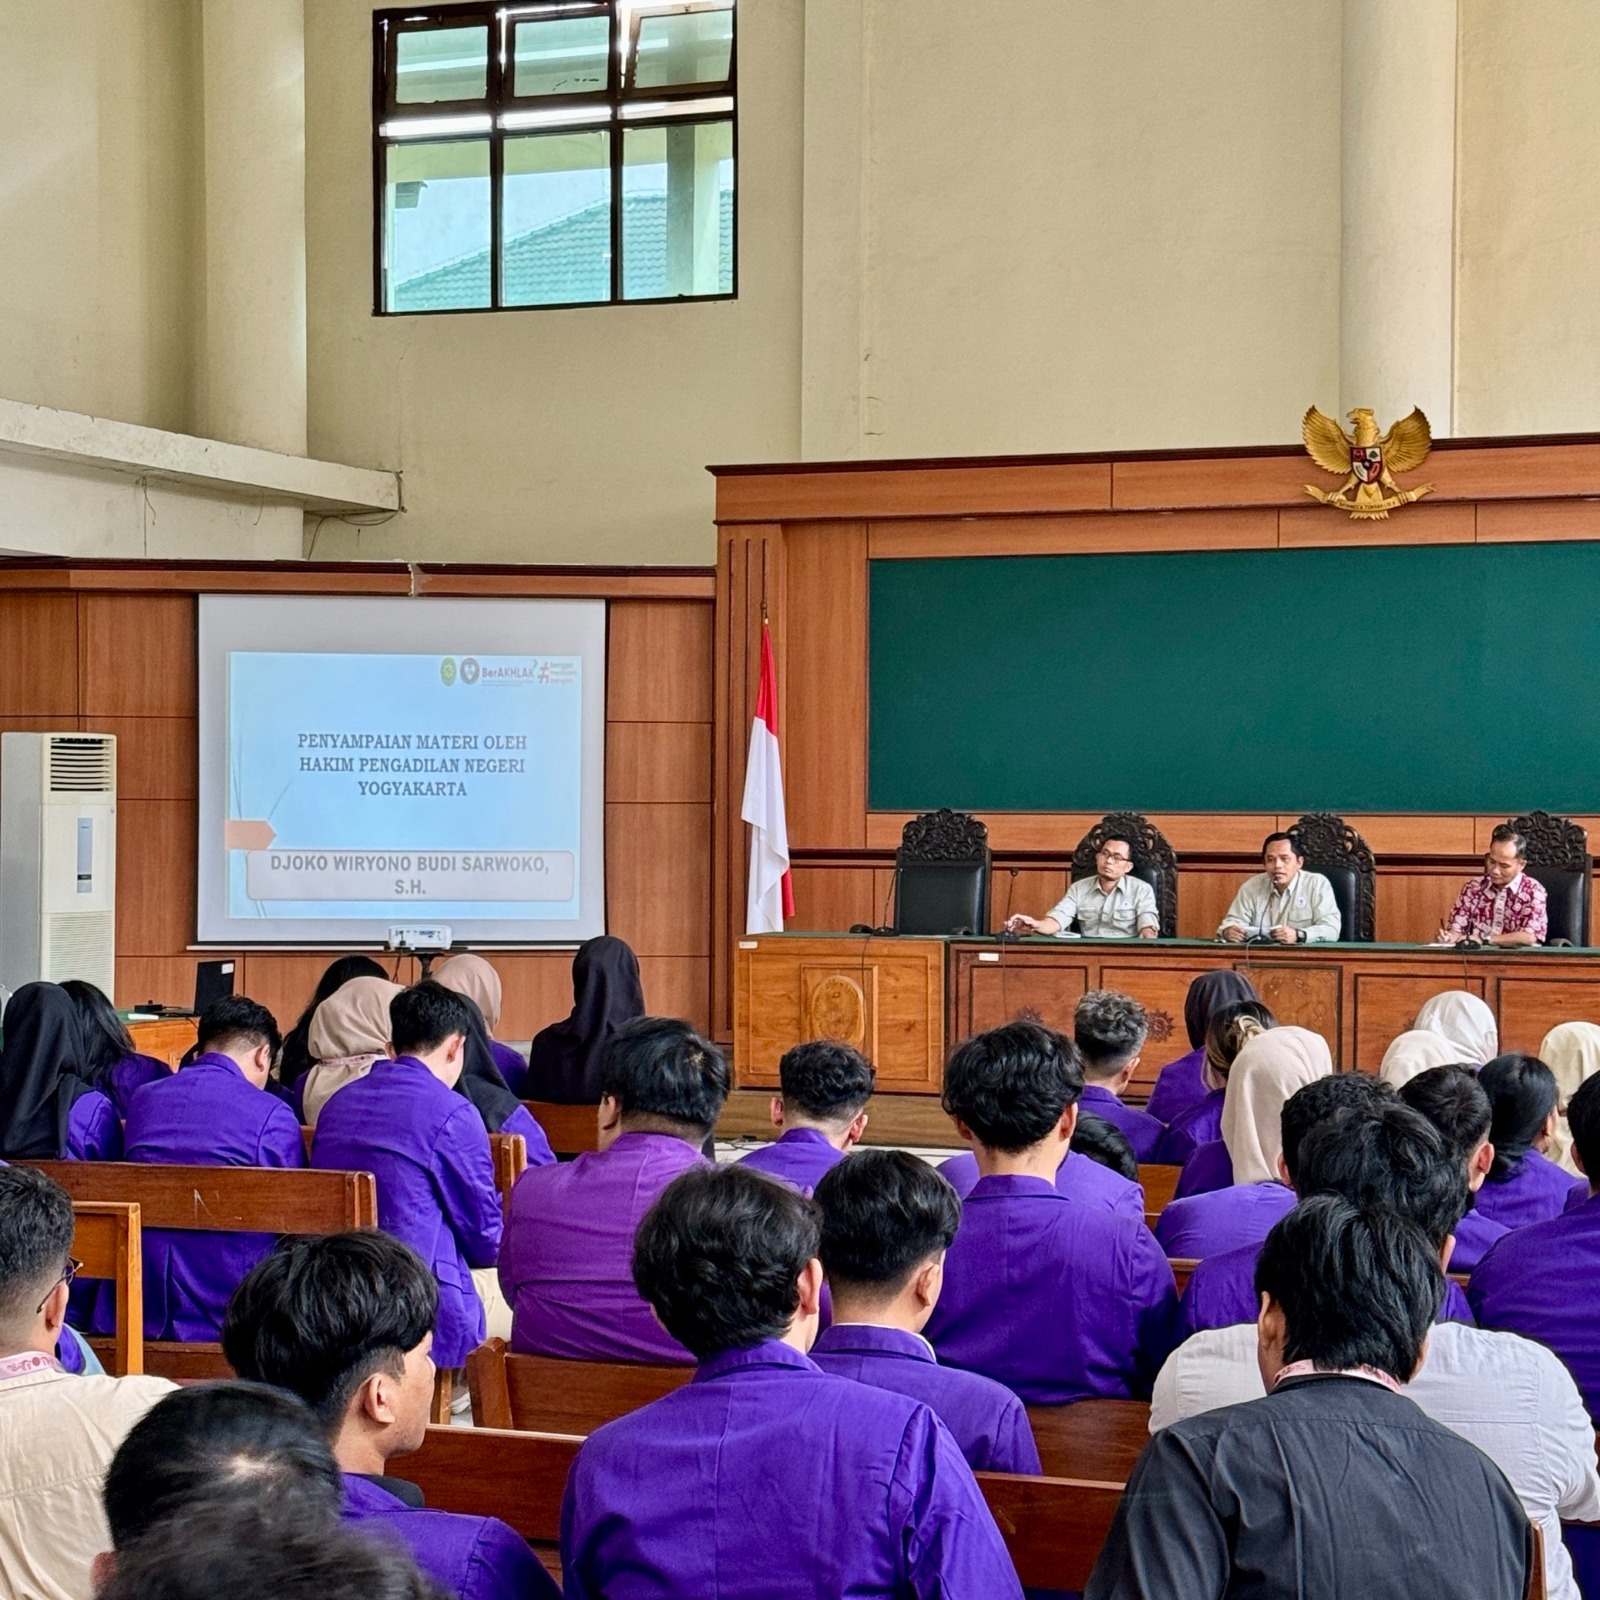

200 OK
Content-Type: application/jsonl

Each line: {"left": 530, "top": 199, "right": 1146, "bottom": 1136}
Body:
{"left": 1415, "top": 991, "right": 1498, "bottom": 1066}
{"left": 1378, "top": 1029, "right": 1461, "bottom": 1090}
{"left": 1221, "top": 1026, "right": 1335, "bottom": 1186}
{"left": 1538, "top": 1021, "right": 1600, "bottom": 1175}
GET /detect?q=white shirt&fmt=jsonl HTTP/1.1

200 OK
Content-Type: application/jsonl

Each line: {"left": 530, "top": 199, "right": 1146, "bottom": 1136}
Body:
{"left": 1217, "top": 869, "right": 1342, "bottom": 941}
{"left": 1151, "top": 1321, "right": 1600, "bottom": 1600}
{"left": 1045, "top": 874, "right": 1159, "bottom": 937}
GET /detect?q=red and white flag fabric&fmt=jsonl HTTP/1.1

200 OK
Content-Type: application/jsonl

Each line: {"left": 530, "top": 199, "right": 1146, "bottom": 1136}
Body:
{"left": 740, "top": 622, "right": 794, "bottom": 933}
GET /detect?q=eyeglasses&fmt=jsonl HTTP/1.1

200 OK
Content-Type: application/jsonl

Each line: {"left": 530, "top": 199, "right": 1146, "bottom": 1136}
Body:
{"left": 35, "top": 1257, "right": 81, "bottom": 1315}
{"left": 1097, "top": 850, "right": 1132, "bottom": 864}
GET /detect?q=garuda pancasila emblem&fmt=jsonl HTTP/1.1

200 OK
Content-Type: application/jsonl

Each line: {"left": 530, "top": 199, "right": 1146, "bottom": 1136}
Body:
{"left": 1302, "top": 405, "right": 1434, "bottom": 520}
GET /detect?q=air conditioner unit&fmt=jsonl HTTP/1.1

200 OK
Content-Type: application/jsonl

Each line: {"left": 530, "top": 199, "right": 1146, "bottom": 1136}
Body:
{"left": 0, "top": 733, "right": 117, "bottom": 1000}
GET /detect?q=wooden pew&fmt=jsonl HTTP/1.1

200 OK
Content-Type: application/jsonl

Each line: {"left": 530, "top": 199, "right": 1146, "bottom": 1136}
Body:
{"left": 467, "top": 1337, "right": 691, "bottom": 1432}
{"left": 1026, "top": 1398, "right": 1151, "bottom": 1483}
{"left": 73, "top": 1200, "right": 143, "bottom": 1377}
{"left": 299, "top": 1127, "right": 525, "bottom": 1199}
{"left": 1139, "top": 1163, "right": 1180, "bottom": 1227}
{"left": 523, "top": 1101, "right": 599, "bottom": 1157}
{"left": 1169, "top": 1257, "right": 1198, "bottom": 1296}
{"left": 25, "top": 1161, "right": 377, "bottom": 1381}
{"left": 392, "top": 1423, "right": 1128, "bottom": 1590}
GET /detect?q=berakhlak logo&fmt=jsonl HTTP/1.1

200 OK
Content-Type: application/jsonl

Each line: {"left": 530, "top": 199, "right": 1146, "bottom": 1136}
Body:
{"left": 440, "top": 658, "right": 457, "bottom": 685}
{"left": 461, "top": 657, "right": 481, "bottom": 684}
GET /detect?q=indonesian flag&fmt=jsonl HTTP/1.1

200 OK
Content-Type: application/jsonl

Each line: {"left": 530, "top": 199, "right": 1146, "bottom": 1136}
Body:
{"left": 740, "top": 622, "right": 794, "bottom": 933}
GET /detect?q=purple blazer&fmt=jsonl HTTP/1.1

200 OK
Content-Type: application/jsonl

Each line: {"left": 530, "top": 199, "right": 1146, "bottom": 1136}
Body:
{"left": 737, "top": 1127, "right": 846, "bottom": 1196}
{"left": 1145, "top": 1048, "right": 1210, "bottom": 1126}
{"left": 490, "top": 1039, "right": 531, "bottom": 1099}
{"left": 938, "top": 1148, "right": 1146, "bottom": 1223}
{"left": 500, "top": 1131, "right": 705, "bottom": 1363}
{"left": 123, "top": 1054, "right": 306, "bottom": 1340}
{"left": 1569, "top": 1178, "right": 1594, "bottom": 1212}
{"left": 1449, "top": 1204, "right": 1510, "bottom": 1274}
{"left": 1183, "top": 1239, "right": 1476, "bottom": 1336}
{"left": 312, "top": 1058, "right": 503, "bottom": 1368}
{"left": 559, "top": 1340, "right": 1023, "bottom": 1599}
{"left": 498, "top": 1102, "right": 556, "bottom": 1168}
{"left": 1079, "top": 1084, "right": 1164, "bottom": 1163}
{"left": 1173, "top": 1138, "right": 1234, "bottom": 1199}
{"left": 1469, "top": 1191, "right": 1600, "bottom": 1417}
{"left": 1155, "top": 1090, "right": 1224, "bottom": 1167}
{"left": 1154, "top": 1181, "right": 1295, "bottom": 1261}
{"left": 344, "top": 1474, "right": 557, "bottom": 1600}
{"left": 810, "top": 1322, "right": 1041, "bottom": 1475}
{"left": 64, "top": 1091, "right": 121, "bottom": 1161}
{"left": 104, "top": 1053, "right": 170, "bottom": 1120}
{"left": 925, "top": 1174, "right": 1178, "bottom": 1405}
{"left": 1473, "top": 1150, "right": 1580, "bottom": 1232}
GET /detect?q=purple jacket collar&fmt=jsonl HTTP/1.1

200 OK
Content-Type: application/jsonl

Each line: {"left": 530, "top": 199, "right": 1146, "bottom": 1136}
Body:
{"left": 1080, "top": 1084, "right": 1124, "bottom": 1108}
{"left": 608, "top": 1129, "right": 706, "bottom": 1158}
{"left": 968, "top": 1172, "right": 1065, "bottom": 1201}
{"left": 811, "top": 1323, "right": 935, "bottom": 1364}
{"left": 773, "top": 1126, "right": 836, "bottom": 1149}
{"left": 186, "top": 1051, "right": 252, "bottom": 1083}
{"left": 693, "top": 1339, "right": 818, "bottom": 1384}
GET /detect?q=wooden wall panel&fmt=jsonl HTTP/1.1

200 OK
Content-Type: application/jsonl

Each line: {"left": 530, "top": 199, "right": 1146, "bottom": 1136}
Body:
{"left": 93, "top": 718, "right": 196, "bottom": 801}
{"left": 788, "top": 868, "right": 882, "bottom": 935}
{"left": 1352, "top": 974, "right": 1487, "bottom": 1069}
{"left": 868, "top": 509, "right": 1279, "bottom": 559}
{"left": 607, "top": 601, "right": 713, "bottom": 722}
{"left": 606, "top": 802, "right": 711, "bottom": 957}
{"left": 1495, "top": 978, "right": 1600, "bottom": 1055}
{"left": 79, "top": 595, "right": 196, "bottom": 717}
{"left": 604, "top": 722, "right": 710, "bottom": 804}
{"left": 117, "top": 955, "right": 241, "bottom": 1012}
{"left": 637, "top": 956, "right": 711, "bottom": 1030}
{"left": 116, "top": 801, "right": 196, "bottom": 957}
{"left": 0, "top": 594, "right": 79, "bottom": 716}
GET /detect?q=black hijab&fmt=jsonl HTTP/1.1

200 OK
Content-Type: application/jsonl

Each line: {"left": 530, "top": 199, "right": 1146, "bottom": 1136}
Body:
{"left": 526, "top": 937, "right": 646, "bottom": 1104}
{"left": 0, "top": 982, "right": 91, "bottom": 1158}
{"left": 452, "top": 993, "right": 525, "bottom": 1134}
{"left": 1183, "top": 970, "right": 1261, "bottom": 1051}
{"left": 280, "top": 956, "right": 389, "bottom": 1090}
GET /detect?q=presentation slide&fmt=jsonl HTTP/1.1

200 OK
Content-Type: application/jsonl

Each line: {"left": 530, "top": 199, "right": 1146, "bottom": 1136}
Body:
{"left": 196, "top": 596, "right": 606, "bottom": 945}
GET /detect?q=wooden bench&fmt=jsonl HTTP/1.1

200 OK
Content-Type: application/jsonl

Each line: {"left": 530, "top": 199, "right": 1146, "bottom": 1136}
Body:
{"left": 490, "top": 1133, "right": 528, "bottom": 1199}
{"left": 72, "top": 1200, "right": 143, "bottom": 1376}
{"left": 1169, "top": 1256, "right": 1198, "bottom": 1296}
{"left": 522, "top": 1102, "right": 599, "bottom": 1157}
{"left": 466, "top": 1337, "right": 691, "bottom": 1432}
{"left": 1026, "top": 1397, "right": 1151, "bottom": 1483}
{"left": 1138, "top": 1163, "right": 1180, "bottom": 1226}
{"left": 25, "top": 1161, "right": 377, "bottom": 1382}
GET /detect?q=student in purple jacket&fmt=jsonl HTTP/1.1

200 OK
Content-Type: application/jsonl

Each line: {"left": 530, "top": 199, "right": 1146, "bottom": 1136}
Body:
{"left": 560, "top": 1163, "right": 1023, "bottom": 1599}
{"left": 924, "top": 1021, "right": 1178, "bottom": 1404}
{"left": 1074, "top": 991, "right": 1163, "bottom": 1162}
{"left": 738, "top": 1039, "right": 874, "bottom": 1195}
{"left": 224, "top": 1232, "right": 557, "bottom": 1600}
{"left": 1399, "top": 1065, "right": 1509, "bottom": 1272}
{"left": 1473, "top": 1053, "right": 1575, "bottom": 1229}
{"left": 0, "top": 982, "right": 121, "bottom": 1162}
{"left": 312, "top": 983, "right": 502, "bottom": 1374}
{"left": 500, "top": 1016, "right": 729, "bottom": 1363}
{"left": 61, "top": 979, "right": 170, "bottom": 1121}
{"left": 1158, "top": 1000, "right": 1277, "bottom": 1176}
{"left": 1146, "top": 970, "right": 1261, "bottom": 1127}
{"left": 124, "top": 996, "right": 305, "bottom": 1340}
{"left": 811, "top": 1148, "right": 1040, "bottom": 1474}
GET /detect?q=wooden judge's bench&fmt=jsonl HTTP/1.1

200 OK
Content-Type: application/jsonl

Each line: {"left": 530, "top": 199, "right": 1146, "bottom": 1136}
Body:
{"left": 730, "top": 935, "right": 1600, "bottom": 1137}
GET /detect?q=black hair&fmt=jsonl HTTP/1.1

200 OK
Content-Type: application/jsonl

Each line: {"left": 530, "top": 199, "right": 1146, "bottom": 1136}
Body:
{"left": 815, "top": 1149, "right": 959, "bottom": 1296}
{"left": 600, "top": 1016, "right": 730, "bottom": 1134}
{"left": 388, "top": 981, "right": 475, "bottom": 1057}
{"left": 100, "top": 1503, "right": 442, "bottom": 1600}
{"left": 941, "top": 1020, "right": 1083, "bottom": 1153}
{"left": 103, "top": 1382, "right": 342, "bottom": 1551}
{"left": 223, "top": 1232, "right": 438, "bottom": 1432}
{"left": 632, "top": 1165, "right": 818, "bottom": 1359}
{"left": 777, "top": 1040, "right": 876, "bottom": 1122}
{"left": 1280, "top": 1072, "right": 1393, "bottom": 1185}
{"left": 281, "top": 957, "right": 391, "bottom": 1090}
{"left": 1399, "top": 1065, "right": 1493, "bottom": 1169}
{"left": 1256, "top": 1195, "right": 1440, "bottom": 1381}
{"left": 197, "top": 995, "right": 282, "bottom": 1059}
{"left": 60, "top": 978, "right": 134, "bottom": 1080}
{"left": 1479, "top": 1053, "right": 1560, "bottom": 1179}
{"left": 0, "top": 1166, "right": 74, "bottom": 1330}
{"left": 1294, "top": 1100, "right": 1469, "bottom": 1248}
{"left": 1070, "top": 1112, "right": 1139, "bottom": 1180}
{"left": 1489, "top": 824, "right": 1528, "bottom": 859}
{"left": 1074, "top": 990, "right": 1148, "bottom": 1077}
{"left": 1262, "top": 830, "right": 1303, "bottom": 859}
{"left": 1568, "top": 1073, "right": 1600, "bottom": 1180}
{"left": 1098, "top": 834, "right": 1134, "bottom": 856}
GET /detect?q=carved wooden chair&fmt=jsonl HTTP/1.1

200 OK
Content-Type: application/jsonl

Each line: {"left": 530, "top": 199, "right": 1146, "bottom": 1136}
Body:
{"left": 1292, "top": 813, "right": 1376, "bottom": 942}
{"left": 1069, "top": 813, "right": 1178, "bottom": 938}
{"left": 893, "top": 809, "right": 990, "bottom": 934}
{"left": 1507, "top": 810, "right": 1591, "bottom": 946}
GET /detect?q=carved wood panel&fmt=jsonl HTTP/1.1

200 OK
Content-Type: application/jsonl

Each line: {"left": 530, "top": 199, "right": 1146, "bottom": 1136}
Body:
{"left": 961, "top": 956, "right": 1089, "bottom": 1040}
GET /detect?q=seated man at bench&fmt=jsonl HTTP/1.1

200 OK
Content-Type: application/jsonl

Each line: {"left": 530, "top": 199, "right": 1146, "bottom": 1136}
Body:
{"left": 560, "top": 1163, "right": 1022, "bottom": 1598}
{"left": 223, "top": 1231, "right": 557, "bottom": 1600}
{"left": 811, "top": 1148, "right": 1040, "bottom": 1474}
{"left": 737, "top": 1039, "right": 874, "bottom": 1196}
{"left": 123, "top": 995, "right": 305, "bottom": 1340}
{"left": 500, "top": 1017, "right": 728, "bottom": 1363}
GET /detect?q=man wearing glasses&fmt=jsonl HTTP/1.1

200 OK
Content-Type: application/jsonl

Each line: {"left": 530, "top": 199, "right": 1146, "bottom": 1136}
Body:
{"left": 1004, "top": 836, "right": 1159, "bottom": 939}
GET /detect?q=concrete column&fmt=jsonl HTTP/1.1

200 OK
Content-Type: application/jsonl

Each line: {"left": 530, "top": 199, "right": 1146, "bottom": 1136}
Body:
{"left": 1340, "top": 0, "right": 1457, "bottom": 433}
{"left": 199, "top": 0, "right": 307, "bottom": 455}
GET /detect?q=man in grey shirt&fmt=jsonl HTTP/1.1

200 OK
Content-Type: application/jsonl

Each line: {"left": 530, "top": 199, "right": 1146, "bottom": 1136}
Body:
{"left": 1218, "top": 831, "right": 1341, "bottom": 944}
{"left": 1004, "top": 835, "right": 1158, "bottom": 939}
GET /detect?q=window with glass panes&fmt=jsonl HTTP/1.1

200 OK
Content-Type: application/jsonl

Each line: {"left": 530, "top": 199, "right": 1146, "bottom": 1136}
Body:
{"left": 374, "top": 2, "right": 735, "bottom": 313}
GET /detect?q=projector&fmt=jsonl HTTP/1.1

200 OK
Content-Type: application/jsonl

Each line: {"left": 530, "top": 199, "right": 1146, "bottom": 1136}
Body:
{"left": 387, "top": 925, "right": 453, "bottom": 952}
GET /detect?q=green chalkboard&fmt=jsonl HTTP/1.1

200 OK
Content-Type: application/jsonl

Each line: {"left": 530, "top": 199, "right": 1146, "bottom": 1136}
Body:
{"left": 868, "top": 544, "right": 1600, "bottom": 813}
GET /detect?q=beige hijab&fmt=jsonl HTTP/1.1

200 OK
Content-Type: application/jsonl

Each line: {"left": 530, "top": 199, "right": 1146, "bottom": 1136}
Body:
{"left": 435, "top": 953, "right": 503, "bottom": 1033}
{"left": 301, "top": 976, "right": 403, "bottom": 1127}
{"left": 1415, "top": 991, "right": 1498, "bottom": 1065}
{"left": 1221, "top": 1026, "right": 1335, "bottom": 1186}
{"left": 1538, "top": 1021, "right": 1600, "bottom": 1175}
{"left": 1378, "top": 1029, "right": 1461, "bottom": 1089}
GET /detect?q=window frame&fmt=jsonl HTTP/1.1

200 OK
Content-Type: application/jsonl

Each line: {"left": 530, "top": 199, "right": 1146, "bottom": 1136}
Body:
{"left": 372, "top": 0, "right": 739, "bottom": 316}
